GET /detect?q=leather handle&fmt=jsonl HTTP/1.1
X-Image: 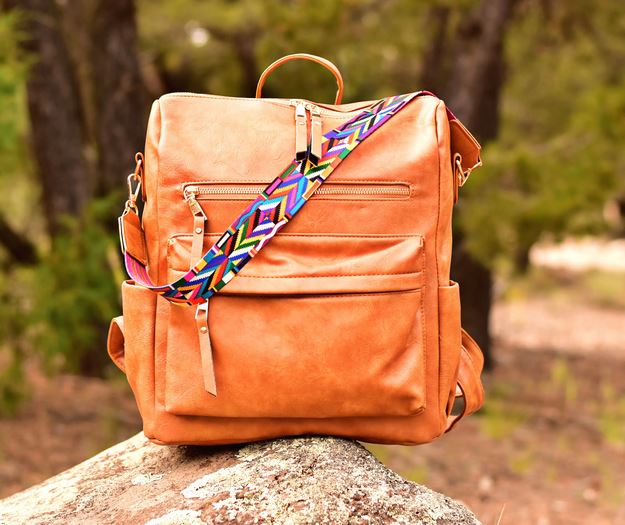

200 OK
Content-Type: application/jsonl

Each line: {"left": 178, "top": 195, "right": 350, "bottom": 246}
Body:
{"left": 256, "top": 53, "right": 344, "bottom": 104}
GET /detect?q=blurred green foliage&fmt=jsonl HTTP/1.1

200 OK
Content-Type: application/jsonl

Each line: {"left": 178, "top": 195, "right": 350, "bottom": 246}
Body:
{"left": 0, "top": 12, "right": 31, "bottom": 414}
{"left": 1, "top": 0, "right": 625, "bottom": 413}
{"left": 28, "top": 197, "right": 122, "bottom": 374}
{"left": 460, "top": 0, "right": 625, "bottom": 268}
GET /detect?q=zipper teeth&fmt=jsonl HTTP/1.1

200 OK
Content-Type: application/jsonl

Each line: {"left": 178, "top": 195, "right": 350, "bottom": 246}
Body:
{"left": 185, "top": 185, "right": 410, "bottom": 197}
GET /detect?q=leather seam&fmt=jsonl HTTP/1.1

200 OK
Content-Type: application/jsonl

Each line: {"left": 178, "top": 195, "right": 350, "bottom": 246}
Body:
{"left": 170, "top": 232, "right": 424, "bottom": 240}
{"left": 433, "top": 99, "right": 444, "bottom": 430}
{"left": 153, "top": 100, "right": 164, "bottom": 421}
{"left": 229, "top": 272, "right": 423, "bottom": 279}
{"left": 419, "top": 247, "right": 427, "bottom": 412}
{"left": 178, "top": 179, "right": 414, "bottom": 186}
{"left": 216, "top": 290, "right": 421, "bottom": 299}
{"left": 192, "top": 197, "right": 411, "bottom": 202}
{"left": 160, "top": 93, "right": 376, "bottom": 119}
{"left": 166, "top": 245, "right": 422, "bottom": 277}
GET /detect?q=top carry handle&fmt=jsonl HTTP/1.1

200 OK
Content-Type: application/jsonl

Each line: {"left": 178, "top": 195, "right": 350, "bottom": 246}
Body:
{"left": 255, "top": 53, "right": 344, "bottom": 104}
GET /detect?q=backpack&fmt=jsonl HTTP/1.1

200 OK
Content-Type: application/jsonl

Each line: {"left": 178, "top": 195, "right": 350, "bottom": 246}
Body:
{"left": 108, "top": 53, "right": 485, "bottom": 445}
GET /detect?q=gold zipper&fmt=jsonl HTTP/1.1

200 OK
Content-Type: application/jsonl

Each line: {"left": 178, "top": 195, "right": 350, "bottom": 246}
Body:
{"left": 308, "top": 104, "right": 322, "bottom": 163}
{"left": 292, "top": 100, "right": 308, "bottom": 161}
{"left": 183, "top": 183, "right": 410, "bottom": 200}
{"left": 289, "top": 100, "right": 330, "bottom": 164}
{"left": 184, "top": 188, "right": 208, "bottom": 219}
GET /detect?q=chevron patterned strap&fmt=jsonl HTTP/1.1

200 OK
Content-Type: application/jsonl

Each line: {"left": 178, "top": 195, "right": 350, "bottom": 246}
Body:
{"left": 123, "top": 92, "right": 421, "bottom": 305}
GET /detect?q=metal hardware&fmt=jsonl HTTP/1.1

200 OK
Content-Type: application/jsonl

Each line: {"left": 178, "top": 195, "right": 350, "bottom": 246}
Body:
{"left": 184, "top": 188, "right": 208, "bottom": 219}
{"left": 291, "top": 100, "right": 309, "bottom": 160}
{"left": 454, "top": 153, "right": 482, "bottom": 188}
{"left": 124, "top": 173, "right": 141, "bottom": 213}
{"left": 183, "top": 183, "right": 410, "bottom": 198}
{"left": 308, "top": 104, "right": 322, "bottom": 163}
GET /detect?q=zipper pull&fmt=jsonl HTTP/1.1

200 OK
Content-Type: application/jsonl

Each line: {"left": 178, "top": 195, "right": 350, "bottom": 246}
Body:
{"left": 184, "top": 186, "right": 207, "bottom": 219}
{"left": 291, "top": 100, "right": 308, "bottom": 161}
{"left": 309, "top": 105, "right": 322, "bottom": 164}
{"left": 185, "top": 186, "right": 208, "bottom": 268}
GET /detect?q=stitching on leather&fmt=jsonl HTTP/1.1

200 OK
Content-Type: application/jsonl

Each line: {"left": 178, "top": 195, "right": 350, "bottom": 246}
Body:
{"left": 419, "top": 247, "right": 427, "bottom": 412}
{"left": 233, "top": 271, "right": 423, "bottom": 279}
{"left": 219, "top": 290, "right": 421, "bottom": 300}
{"left": 161, "top": 93, "right": 375, "bottom": 119}
{"left": 167, "top": 232, "right": 425, "bottom": 275}
{"left": 152, "top": 100, "right": 163, "bottom": 418}
{"left": 190, "top": 197, "right": 410, "bottom": 203}
{"left": 433, "top": 99, "right": 444, "bottom": 425}
{"left": 171, "top": 232, "right": 424, "bottom": 240}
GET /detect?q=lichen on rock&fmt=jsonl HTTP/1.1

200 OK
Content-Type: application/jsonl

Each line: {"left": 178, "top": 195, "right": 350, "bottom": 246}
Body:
{"left": 0, "top": 433, "right": 481, "bottom": 525}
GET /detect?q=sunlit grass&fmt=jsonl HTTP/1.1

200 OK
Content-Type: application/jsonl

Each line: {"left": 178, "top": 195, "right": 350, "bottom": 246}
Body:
{"left": 477, "top": 382, "right": 529, "bottom": 440}
{"left": 550, "top": 357, "right": 578, "bottom": 405}
{"left": 598, "top": 384, "right": 625, "bottom": 449}
{"left": 509, "top": 450, "right": 535, "bottom": 476}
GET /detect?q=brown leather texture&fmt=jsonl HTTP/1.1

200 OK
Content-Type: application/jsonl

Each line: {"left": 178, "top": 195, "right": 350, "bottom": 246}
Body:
{"left": 109, "top": 73, "right": 485, "bottom": 445}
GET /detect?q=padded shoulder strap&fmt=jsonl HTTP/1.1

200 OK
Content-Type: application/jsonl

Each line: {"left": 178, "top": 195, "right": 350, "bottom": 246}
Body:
{"left": 446, "top": 329, "right": 486, "bottom": 432}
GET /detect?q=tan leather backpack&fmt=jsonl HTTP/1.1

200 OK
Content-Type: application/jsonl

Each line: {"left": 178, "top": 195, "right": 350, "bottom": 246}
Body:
{"left": 108, "top": 53, "right": 485, "bottom": 446}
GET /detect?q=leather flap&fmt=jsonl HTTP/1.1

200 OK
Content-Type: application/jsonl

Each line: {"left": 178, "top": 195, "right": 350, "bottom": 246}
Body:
{"left": 167, "top": 233, "right": 425, "bottom": 295}
{"left": 449, "top": 119, "right": 481, "bottom": 173}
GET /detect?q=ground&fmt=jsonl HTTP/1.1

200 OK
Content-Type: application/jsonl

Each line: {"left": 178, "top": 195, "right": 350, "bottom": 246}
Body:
{"left": 1, "top": 243, "right": 624, "bottom": 524}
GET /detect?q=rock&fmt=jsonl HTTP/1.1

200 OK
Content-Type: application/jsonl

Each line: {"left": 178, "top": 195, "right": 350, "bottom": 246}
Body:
{"left": 0, "top": 433, "right": 480, "bottom": 525}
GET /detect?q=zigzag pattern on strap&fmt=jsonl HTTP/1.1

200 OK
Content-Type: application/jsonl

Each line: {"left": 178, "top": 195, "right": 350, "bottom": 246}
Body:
{"left": 124, "top": 92, "right": 420, "bottom": 305}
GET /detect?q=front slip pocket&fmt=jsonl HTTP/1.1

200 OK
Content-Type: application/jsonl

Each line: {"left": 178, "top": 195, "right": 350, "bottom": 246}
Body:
{"left": 163, "top": 233, "right": 426, "bottom": 419}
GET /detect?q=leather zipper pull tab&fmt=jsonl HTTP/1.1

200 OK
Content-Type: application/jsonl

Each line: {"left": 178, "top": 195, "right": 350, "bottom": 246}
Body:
{"left": 292, "top": 101, "right": 308, "bottom": 161}
{"left": 195, "top": 301, "right": 217, "bottom": 396}
{"left": 309, "top": 105, "right": 322, "bottom": 164}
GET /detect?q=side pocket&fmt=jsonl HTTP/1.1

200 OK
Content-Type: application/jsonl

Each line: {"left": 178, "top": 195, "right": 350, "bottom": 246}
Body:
{"left": 438, "top": 281, "right": 462, "bottom": 417}
{"left": 121, "top": 280, "right": 157, "bottom": 418}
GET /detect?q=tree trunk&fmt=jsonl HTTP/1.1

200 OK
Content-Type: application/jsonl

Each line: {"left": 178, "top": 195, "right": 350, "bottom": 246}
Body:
{"left": 0, "top": 433, "right": 481, "bottom": 524}
{"left": 421, "top": 0, "right": 517, "bottom": 369}
{"left": 0, "top": 214, "right": 37, "bottom": 266}
{"left": 446, "top": 0, "right": 516, "bottom": 370}
{"left": 4, "top": 0, "right": 91, "bottom": 235}
{"left": 90, "top": 0, "right": 147, "bottom": 198}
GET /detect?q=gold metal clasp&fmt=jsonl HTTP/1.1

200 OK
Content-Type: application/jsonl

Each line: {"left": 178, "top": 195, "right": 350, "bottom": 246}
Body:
{"left": 453, "top": 153, "right": 482, "bottom": 203}
{"left": 123, "top": 150, "right": 145, "bottom": 212}
{"left": 455, "top": 154, "right": 482, "bottom": 188}
{"left": 125, "top": 173, "right": 141, "bottom": 213}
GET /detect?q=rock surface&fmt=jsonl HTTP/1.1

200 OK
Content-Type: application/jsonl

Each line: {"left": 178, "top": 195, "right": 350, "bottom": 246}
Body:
{"left": 0, "top": 433, "right": 480, "bottom": 524}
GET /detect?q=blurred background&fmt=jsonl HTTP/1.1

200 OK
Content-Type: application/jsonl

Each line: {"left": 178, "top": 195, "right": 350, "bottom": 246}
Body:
{"left": 0, "top": 0, "right": 624, "bottom": 523}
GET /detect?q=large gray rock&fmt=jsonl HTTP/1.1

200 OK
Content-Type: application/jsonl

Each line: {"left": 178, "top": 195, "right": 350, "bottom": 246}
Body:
{"left": 0, "top": 433, "right": 480, "bottom": 524}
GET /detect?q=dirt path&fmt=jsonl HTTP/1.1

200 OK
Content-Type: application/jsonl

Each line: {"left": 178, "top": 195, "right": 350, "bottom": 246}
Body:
{"left": 492, "top": 297, "right": 625, "bottom": 359}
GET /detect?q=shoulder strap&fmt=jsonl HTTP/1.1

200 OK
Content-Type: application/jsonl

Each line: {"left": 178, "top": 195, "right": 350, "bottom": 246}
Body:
{"left": 121, "top": 93, "right": 421, "bottom": 305}
{"left": 120, "top": 92, "right": 482, "bottom": 305}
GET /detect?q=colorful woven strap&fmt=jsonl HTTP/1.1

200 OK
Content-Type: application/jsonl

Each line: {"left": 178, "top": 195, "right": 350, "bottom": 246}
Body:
{"left": 124, "top": 92, "right": 420, "bottom": 305}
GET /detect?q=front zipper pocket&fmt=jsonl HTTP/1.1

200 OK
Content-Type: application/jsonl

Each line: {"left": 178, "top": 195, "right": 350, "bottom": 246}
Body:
{"left": 163, "top": 232, "right": 426, "bottom": 419}
{"left": 182, "top": 181, "right": 411, "bottom": 204}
